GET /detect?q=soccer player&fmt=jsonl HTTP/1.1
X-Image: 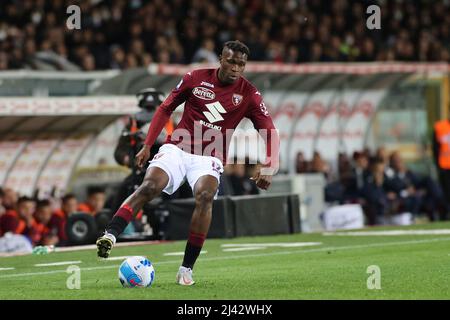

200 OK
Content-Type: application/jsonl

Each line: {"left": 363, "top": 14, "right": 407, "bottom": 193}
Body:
{"left": 96, "top": 40, "right": 279, "bottom": 285}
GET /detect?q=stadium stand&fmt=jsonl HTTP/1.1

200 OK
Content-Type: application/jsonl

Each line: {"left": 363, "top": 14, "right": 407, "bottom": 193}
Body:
{"left": 0, "top": 0, "right": 449, "bottom": 70}
{"left": 1, "top": 0, "right": 450, "bottom": 250}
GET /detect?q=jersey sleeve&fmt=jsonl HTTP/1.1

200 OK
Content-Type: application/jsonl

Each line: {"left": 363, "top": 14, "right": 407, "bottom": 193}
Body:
{"left": 246, "top": 90, "right": 280, "bottom": 174}
{"left": 144, "top": 72, "right": 193, "bottom": 146}
{"left": 245, "top": 90, "right": 275, "bottom": 131}
{"left": 159, "top": 72, "right": 194, "bottom": 113}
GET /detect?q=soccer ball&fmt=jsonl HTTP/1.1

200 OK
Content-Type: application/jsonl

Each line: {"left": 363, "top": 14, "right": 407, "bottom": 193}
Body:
{"left": 118, "top": 256, "right": 155, "bottom": 287}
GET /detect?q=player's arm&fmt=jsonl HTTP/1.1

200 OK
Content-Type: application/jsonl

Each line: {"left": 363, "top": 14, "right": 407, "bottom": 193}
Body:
{"left": 246, "top": 91, "right": 280, "bottom": 190}
{"left": 136, "top": 72, "right": 193, "bottom": 168}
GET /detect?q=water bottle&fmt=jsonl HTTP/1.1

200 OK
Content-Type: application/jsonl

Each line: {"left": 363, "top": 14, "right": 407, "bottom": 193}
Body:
{"left": 32, "top": 245, "right": 55, "bottom": 255}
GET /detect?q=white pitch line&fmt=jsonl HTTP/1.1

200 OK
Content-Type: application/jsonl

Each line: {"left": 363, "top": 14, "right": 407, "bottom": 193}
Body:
{"left": 0, "top": 267, "right": 15, "bottom": 271}
{"left": 2, "top": 237, "right": 450, "bottom": 279}
{"left": 323, "top": 229, "right": 450, "bottom": 236}
{"left": 0, "top": 240, "right": 174, "bottom": 257}
{"left": 222, "top": 242, "right": 322, "bottom": 248}
{"left": 163, "top": 251, "right": 207, "bottom": 256}
{"left": 104, "top": 256, "right": 132, "bottom": 261}
{"left": 34, "top": 261, "right": 82, "bottom": 267}
{"left": 222, "top": 247, "right": 266, "bottom": 252}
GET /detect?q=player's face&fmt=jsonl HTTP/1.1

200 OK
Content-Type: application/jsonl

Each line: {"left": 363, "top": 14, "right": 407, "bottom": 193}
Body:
{"left": 89, "top": 192, "right": 106, "bottom": 212}
{"left": 219, "top": 49, "right": 247, "bottom": 84}
{"left": 63, "top": 198, "right": 78, "bottom": 214}
{"left": 18, "top": 200, "right": 35, "bottom": 219}
{"left": 36, "top": 206, "right": 52, "bottom": 224}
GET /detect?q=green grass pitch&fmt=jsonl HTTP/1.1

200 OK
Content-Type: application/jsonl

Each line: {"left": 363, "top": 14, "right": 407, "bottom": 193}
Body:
{"left": 1, "top": 222, "right": 450, "bottom": 300}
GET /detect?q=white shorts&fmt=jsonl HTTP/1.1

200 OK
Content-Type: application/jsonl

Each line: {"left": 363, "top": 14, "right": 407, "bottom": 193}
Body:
{"left": 147, "top": 144, "right": 224, "bottom": 197}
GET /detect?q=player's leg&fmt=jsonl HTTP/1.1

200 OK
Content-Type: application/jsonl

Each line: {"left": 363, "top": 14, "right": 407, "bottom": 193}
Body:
{"left": 177, "top": 174, "right": 218, "bottom": 285}
{"left": 96, "top": 167, "right": 169, "bottom": 258}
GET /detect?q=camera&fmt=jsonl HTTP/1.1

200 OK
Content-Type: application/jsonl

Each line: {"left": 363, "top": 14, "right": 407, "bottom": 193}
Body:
{"left": 114, "top": 88, "right": 165, "bottom": 168}
{"left": 134, "top": 88, "right": 165, "bottom": 128}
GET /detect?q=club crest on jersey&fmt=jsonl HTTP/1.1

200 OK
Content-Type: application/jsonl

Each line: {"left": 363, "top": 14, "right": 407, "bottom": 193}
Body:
{"left": 192, "top": 87, "right": 215, "bottom": 100}
{"left": 232, "top": 93, "right": 243, "bottom": 106}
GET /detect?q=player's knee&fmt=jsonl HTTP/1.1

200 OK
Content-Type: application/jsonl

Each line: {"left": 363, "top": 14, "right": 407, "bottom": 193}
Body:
{"left": 194, "top": 190, "right": 214, "bottom": 208}
{"left": 137, "top": 179, "right": 160, "bottom": 200}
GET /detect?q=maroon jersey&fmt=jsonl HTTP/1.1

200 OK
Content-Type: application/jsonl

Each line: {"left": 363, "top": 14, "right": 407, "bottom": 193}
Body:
{"left": 146, "top": 68, "right": 276, "bottom": 165}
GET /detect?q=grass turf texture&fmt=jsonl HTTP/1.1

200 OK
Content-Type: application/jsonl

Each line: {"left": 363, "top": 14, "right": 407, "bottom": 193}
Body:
{"left": 1, "top": 222, "right": 450, "bottom": 299}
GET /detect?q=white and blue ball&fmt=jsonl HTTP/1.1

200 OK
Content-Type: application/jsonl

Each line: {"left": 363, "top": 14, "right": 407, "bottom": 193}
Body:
{"left": 118, "top": 256, "right": 155, "bottom": 287}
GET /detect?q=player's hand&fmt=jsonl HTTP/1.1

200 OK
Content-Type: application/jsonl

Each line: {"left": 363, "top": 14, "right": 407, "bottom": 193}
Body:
{"left": 135, "top": 145, "right": 151, "bottom": 169}
{"left": 250, "top": 167, "right": 273, "bottom": 190}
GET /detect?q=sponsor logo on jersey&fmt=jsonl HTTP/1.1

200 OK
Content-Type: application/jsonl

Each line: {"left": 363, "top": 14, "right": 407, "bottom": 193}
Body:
{"left": 192, "top": 87, "right": 216, "bottom": 100}
{"left": 203, "top": 101, "right": 226, "bottom": 123}
{"left": 200, "top": 120, "right": 222, "bottom": 130}
{"left": 232, "top": 93, "right": 243, "bottom": 106}
{"left": 200, "top": 81, "right": 214, "bottom": 88}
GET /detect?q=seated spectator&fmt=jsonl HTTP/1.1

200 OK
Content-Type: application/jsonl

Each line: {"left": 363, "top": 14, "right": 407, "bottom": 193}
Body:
{"left": 48, "top": 193, "right": 78, "bottom": 246}
{"left": 324, "top": 152, "right": 349, "bottom": 203}
{"left": 34, "top": 199, "right": 58, "bottom": 246}
{"left": 375, "top": 146, "right": 395, "bottom": 178}
{"left": 310, "top": 151, "right": 331, "bottom": 180}
{"left": 386, "top": 151, "right": 421, "bottom": 218}
{"left": 0, "top": 196, "right": 42, "bottom": 245}
{"left": 295, "top": 151, "right": 310, "bottom": 173}
{"left": 416, "top": 175, "right": 449, "bottom": 221}
{"left": 78, "top": 186, "right": 106, "bottom": 216}
{"left": 388, "top": 151, "right": 448, "bottom": 221}
{"left": 342, "top": 151, "right": 370, "bottom": 201}
{"left": 229, "top": 163, "right": 248, "bottom": 196}
{"left": 224, "top": 162, "right": 259, "bottom": 196}
{"left": 338, "top": 152, "right": 352, "bottom": 179}
{"left": 361, "top": 159, "right": 398, "bottom": 225}
{"left": 1, "top": 187, "right": 18, "bottom": 211}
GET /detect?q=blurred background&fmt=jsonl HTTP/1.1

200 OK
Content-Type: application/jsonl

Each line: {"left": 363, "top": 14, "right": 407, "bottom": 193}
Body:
{"left": 1, "top": 0, "right": 450, "bottom": 252}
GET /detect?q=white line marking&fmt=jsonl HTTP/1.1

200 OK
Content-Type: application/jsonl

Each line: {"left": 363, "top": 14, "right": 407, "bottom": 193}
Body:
{"left": 323, "top": 229, "right": 450, "bottom": 236}
{"left": 34, "top": 261, "right": 82, "bottom": 267}
{"left": 2, "top": 237, "right": 450, "bottom": 279}
{"left": 104, "top": 256, "right": 132, "bottom": 261}
{"left": 163, "top": 251, "right": 207, "bottom": 256}
{"left": 0, "top": 268, "right": 15, "bottom": 271}
{"left": 223, "top": 247, "right": 266, "bottom": 252}
{"left": 222, "top": 242, "right": 322, "bottom": 248}
{"left": 0, "top": 240, "right": 173, "bottom": 257}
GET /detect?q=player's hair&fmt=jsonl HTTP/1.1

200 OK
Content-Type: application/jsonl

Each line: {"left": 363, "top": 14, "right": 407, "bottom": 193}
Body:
{"left": 61, "top": 193, "right": 76, "bottom": 203}
{"left": 17, "top": 196, "right": 35, "bottom": 204}
{"left": 87, "top": 186, "right": 105, "bottom": 196}
{"left": 223, "top": 40, "right": 250, "bottom": 57}
{"left": 36, "top": 199, "right": 51, "bottom": 208}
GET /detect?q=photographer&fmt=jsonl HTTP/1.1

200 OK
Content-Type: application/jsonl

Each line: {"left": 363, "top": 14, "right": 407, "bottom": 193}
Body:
{"left": 112, "top": 88, "right": 172, "bottom": 213}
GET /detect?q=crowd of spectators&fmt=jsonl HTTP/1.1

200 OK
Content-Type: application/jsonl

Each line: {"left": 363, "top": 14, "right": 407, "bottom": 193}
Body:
{"left": 1, "top": 0, "right": 449, "bottom": 71}
{"left": 1, "top": 146, "right": 447, "bottom": 249}
{"left": 0, "top": 165, "right": 259, "bottom": 249}
{"left": 0, "top": 186, "right": 107, "bottom": 247}
{"left": 296, "top": 147, "right": 449, "bottom": 225}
